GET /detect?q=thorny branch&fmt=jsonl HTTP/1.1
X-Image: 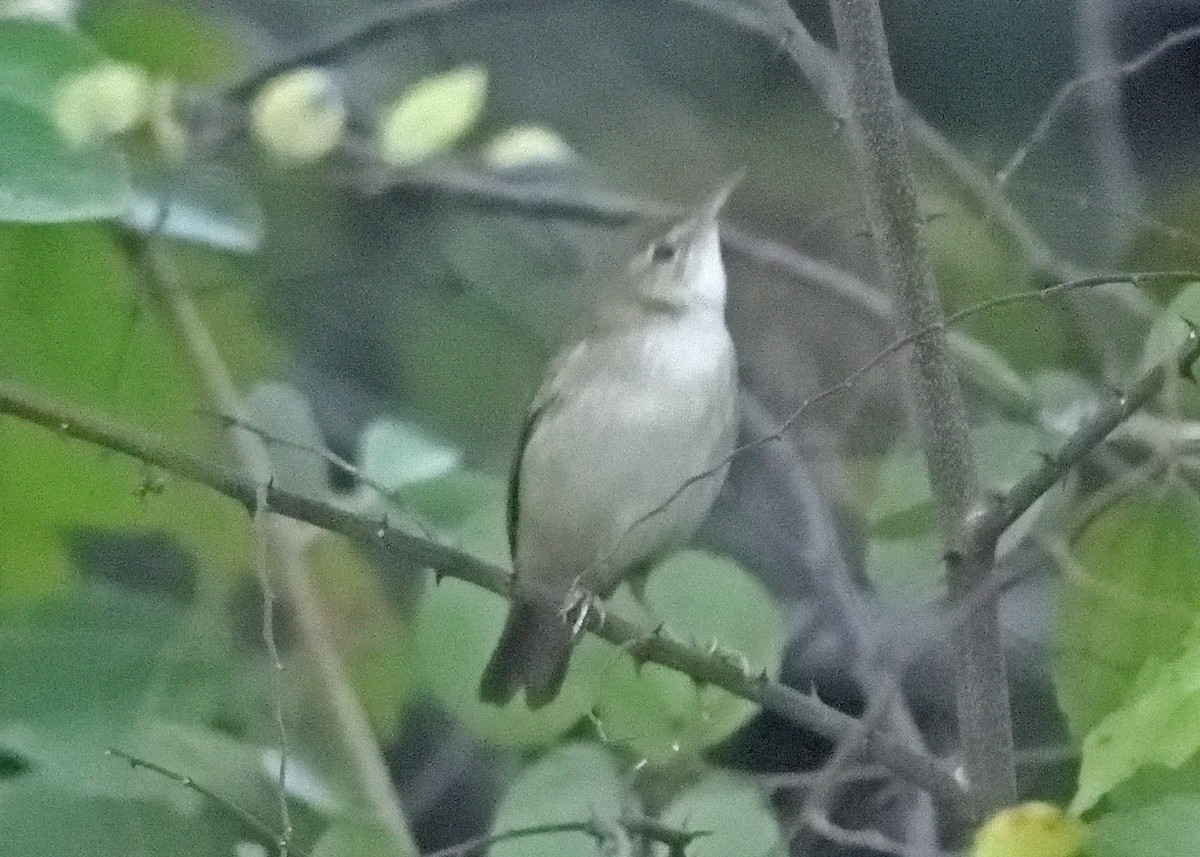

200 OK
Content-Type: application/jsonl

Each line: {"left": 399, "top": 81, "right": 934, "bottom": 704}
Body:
{"left": 6, "top": 275, "right": 1197, "bottom": 815}
{"left": 0, "top": 374, "right": 963, "bottom": 807}
{"left": 108, "top": 748, "right": 706, "bottom": 857}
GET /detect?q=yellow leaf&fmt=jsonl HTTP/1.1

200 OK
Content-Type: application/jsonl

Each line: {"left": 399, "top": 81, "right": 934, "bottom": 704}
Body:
{"left": 53, "top": 62, "right": 150, "bottom": 146}
{"left": 973, "top": 802, "right": 1086, "bottom": 857}
{"left": 377, "top": 64, "right": 488, "bottom": 167}
{"left": 250, "top": 67, "right": 346, "bottom": 165}
{"left": 482, "top": 124, "right": 572, "bottom": 168}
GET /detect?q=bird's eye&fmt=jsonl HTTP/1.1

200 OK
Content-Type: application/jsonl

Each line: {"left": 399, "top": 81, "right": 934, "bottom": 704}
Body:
{"left": 650, "top": 242, "right": 676, "bottom": 263}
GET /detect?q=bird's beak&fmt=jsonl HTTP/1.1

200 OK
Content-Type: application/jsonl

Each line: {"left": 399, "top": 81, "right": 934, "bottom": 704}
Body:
{"left": 696, "top": 169, "right": 745, "bottom": 221}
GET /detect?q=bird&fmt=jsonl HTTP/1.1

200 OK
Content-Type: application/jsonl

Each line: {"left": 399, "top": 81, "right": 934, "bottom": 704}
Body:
{"left": 478, "top": 180, "right": 740, "bottom": 708}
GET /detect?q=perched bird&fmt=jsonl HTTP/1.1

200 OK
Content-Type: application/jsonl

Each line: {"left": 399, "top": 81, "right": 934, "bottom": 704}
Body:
{"left": 479, "top": 180, "right": 741, "bottom": 708}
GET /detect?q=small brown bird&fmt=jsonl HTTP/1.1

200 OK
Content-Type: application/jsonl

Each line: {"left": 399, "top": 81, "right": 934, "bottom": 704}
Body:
{"left": 479, "top": 182, "right": 740, "bottom": 707}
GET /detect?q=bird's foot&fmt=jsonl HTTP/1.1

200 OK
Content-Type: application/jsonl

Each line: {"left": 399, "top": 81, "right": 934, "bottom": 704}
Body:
{"left": 560, "top": 584, "right": 605, "bottom": 637}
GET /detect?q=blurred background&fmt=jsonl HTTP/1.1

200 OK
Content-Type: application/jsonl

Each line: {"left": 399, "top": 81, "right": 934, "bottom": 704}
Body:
{"left": 4, "top": 0, "right": 1200, "bottom": 855}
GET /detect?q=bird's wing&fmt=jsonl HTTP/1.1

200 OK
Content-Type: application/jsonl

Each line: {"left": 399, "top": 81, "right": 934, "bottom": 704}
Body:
{"left": 506, "top": 341, "right": 588, "bottom": 557}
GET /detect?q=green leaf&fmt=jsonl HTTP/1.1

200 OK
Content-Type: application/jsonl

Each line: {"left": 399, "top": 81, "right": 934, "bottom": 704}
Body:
{"left": 396, "top": 470, "right": 503, "bottom": 529}
{"left": 306, "top": 537, "right": 418, "bottom": 739}
{"left": 121, "top": 165, "right": 265, "bottom": 252}
{"left": 0, "top": 19, "right": 106, "bottom": 114}
{"left": 0, "top": 224, "right": 264, "bottom": 597}
{"left": 377, "top": 65, "right": 488, "bottom": 167}
{"left": 923, "top": 184, "right": 1067, "bottom": 373}
{"left": 489, "top": 743, "right": 625, "bottom": 857}
{"left": 948, "top": 328, "right": 1037, "bottom": 415}
{"left": 0, "top": 783, "right": 246, "bottom": 857}
{"left": 0, "top": 584, "right": 232, "bottom": 801}
{"left": 391, "top": 276, "right": 543, "bottom": 452}
{"left": 592, "top": 550, "right": 783, "bottom": 763}
{"left": 659, "top": 774, "right": 784, "bottom": 857}
{"left": 359, "top": 418, "right": 461, "bottom": 491}
{"left": 250, "top": 67, "right": 348, "bottom": 165}
{"left": 116, "top": 719, "right": 281, "bottom": 818}
{"left": 482, "top": 124, "right": 573, "bottom": 169}
{"left": 312, "top": 820, "right": 411, "bottom": 857}
{"left": 1072, "top": 625, "right": 1200, "bottom": 813}
{"left": 1141, "top": 281, "right": 1200, "bottom": 374}
{"left": 864, "top": 420, "right": 1047, "bottom": 598}
{"left": 419, "top": 486, "right": 639, "bottom": 745}
{"left": 863, "top": 531, "right": 943, "bottom": 601}
{"left": 0, "top": 99, "right": 129, "bottom": 222}
{"left": 1, "top": 584, "right": 178, "bottom": 718}
{"left": 415, "top": 572, "right": 609, "bottom": 748}
{"left": 1054, "top": 485, "right": 1200, "bottom": 737}
{"left": 1089, "top": 794, "right": 1200, "bottom": 857}
{"left": 52, "top": 62, "right": 150, "bottom": 147}
{"left": 0, "top": 581, "right": 404, "bottom": 857}
{"left": 1031, "top": 370, "right": 1104, "bottom": 437}
{"left": 78, "top": 0, "right": 245, "bottom": 83}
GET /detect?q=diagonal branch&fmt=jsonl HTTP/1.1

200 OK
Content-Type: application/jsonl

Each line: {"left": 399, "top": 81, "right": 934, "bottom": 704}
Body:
{"left": 968, "top": 323, "right": 1200, "bottom": 558}
{"left": 0, "top": 375, "right": 964, "bottom": 809}
{"left": 997, "top": 22, "right": 1200, "bottom": 188}
{"left": 108, "top": 748, "right": 313, "bottom": 857}
{"left": 6, "top": 286, "right": 1194, "bottom": 817}
{"left": 224, "top": 0, "right": 486, "bottom": 100}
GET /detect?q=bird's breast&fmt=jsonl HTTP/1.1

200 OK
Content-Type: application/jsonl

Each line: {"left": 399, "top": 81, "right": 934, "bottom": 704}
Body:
{"left": 514, "top": 314, "right": 737, "bottom": 591}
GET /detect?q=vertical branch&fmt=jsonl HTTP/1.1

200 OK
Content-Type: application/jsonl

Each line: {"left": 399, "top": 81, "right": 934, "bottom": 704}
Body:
{"left": 1074, "top": 0, "right": 1142, "bottom": 262}
{"left": 825, "top": 0, "right": 1017, "bottom": 813}
{"left": 122, "top": 235, "right": 420, "bottom": 857}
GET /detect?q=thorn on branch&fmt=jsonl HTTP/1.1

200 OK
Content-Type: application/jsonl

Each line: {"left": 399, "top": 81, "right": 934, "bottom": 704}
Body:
{"left": 1178, "top": 319, "right": 1200, "bottom": 382}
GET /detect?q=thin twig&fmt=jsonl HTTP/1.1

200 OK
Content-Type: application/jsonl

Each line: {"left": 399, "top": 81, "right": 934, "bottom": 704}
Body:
{"left": 224, "top": 0, "right": 1074, "bottom": 285}
{"left": 108, "top": 746, "right": 704, "bottom": 857}
{"left": 423, "top": 814, "right": 707, "bottom": 857}
{"left": 721, "top": 223, "right": 895, "bottom": 322}
{"left": 997, "top": 22, "right": 1200, "bottom": 188}
{"left": 117, "top": 231, "right": 420, "bottom": 856}
{"left": 872, "top": 329, "right": 1200, "bottom": 728}
{"left": 802, "top": 678, "right": 912, "bottom": 854}
{"left": 199, "top": 409, "right": 439, "bottom": 538}
{"left": 360, "top": 165, "right": 898, "bottom": 325}
{"left": 106, "top": 748, "right": 313, "bottom": 857}
{"left": 255, "top": 480, "right": 294, "bottom": 851}
{"left": 600, "top": 271, "right": 1200, "bottom": 575}
{"left": 743, "top": 393, "right": 940, "bottom": 852}
{"left": 805, "top": 810, "right": 937, "bottom": 857}
{"left": 968, "top": 322, "right": 1200, "bottom": 552}
{"left": 358, "top": 162, "right": 670, "bottom": 224}
{"left": 113, "top": 227, "right": 299, "bottom": 854}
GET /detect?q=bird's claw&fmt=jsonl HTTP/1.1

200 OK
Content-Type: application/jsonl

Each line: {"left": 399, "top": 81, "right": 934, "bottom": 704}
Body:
{"left": 560, "top": 584, "right": 605, "bottom": 637}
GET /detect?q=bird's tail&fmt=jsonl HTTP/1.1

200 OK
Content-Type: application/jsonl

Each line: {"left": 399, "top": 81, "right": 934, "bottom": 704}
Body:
{"left": 478, "top": 601, "right": 574, "bottom": 708}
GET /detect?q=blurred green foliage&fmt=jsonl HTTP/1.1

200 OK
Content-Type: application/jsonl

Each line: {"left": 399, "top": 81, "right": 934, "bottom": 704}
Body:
{"left": 5, "top": 3, "right": 1200, "bottom": 857}
{"left": 79, "top": 0, "right": 245, "bottom": 83}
